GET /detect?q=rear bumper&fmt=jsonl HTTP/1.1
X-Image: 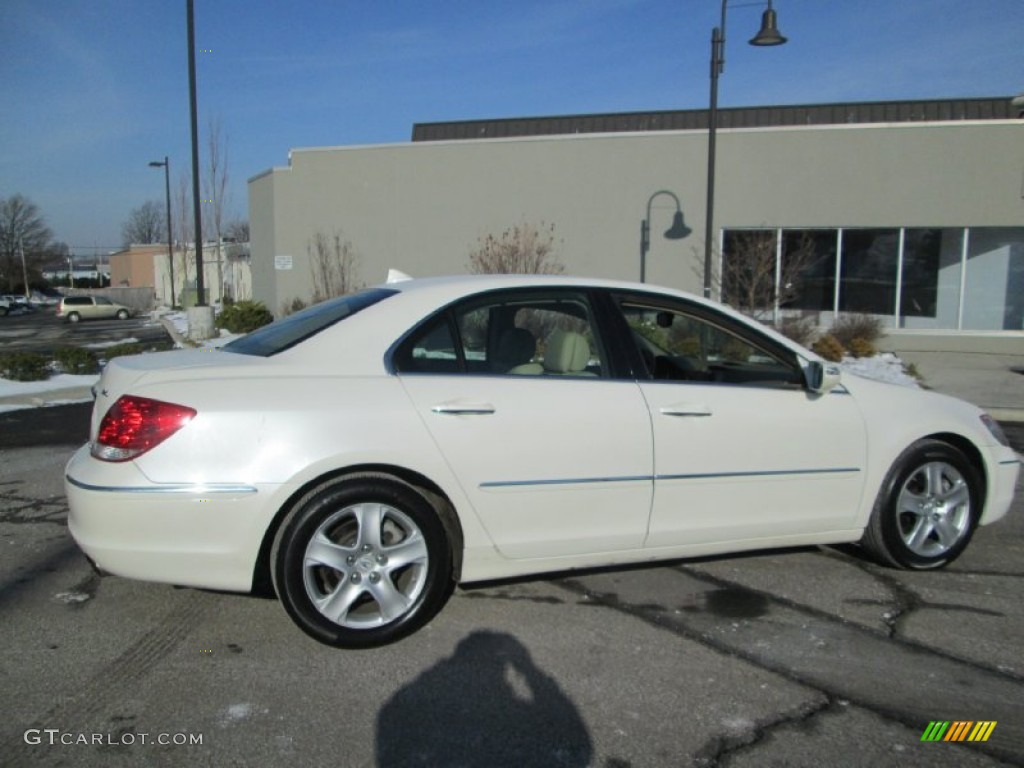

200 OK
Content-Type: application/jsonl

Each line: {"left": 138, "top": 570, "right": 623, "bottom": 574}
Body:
{"left": 65, "top": 445, "right": 279, "bottom": 592}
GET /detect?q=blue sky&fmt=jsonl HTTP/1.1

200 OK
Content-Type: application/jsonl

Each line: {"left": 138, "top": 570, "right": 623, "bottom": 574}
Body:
{"left": 2, "top": 0, "right": 1022, "bottom": 256}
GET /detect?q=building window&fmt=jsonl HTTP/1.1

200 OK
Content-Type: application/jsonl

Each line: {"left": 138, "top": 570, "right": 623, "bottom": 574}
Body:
{"left": 899, "top": 228, "right": 962, "bottom": 329}
{"left": 963, "top": 227, "right": 1024, "bottom": 331}
{"left": 723, "top": 226, "right": 1022, "bottom": 331}
{"left": 781, "top": 230, "right": 837, "bottom": 312}
{"left": 721, "top": 230, "right": 776, "bottom": 317}
{"left": 838, "top": 229, "right": 900, "bottom": 317}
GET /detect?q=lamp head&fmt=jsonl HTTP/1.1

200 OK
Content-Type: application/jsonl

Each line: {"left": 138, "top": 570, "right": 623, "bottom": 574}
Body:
{"left": 148, "top": 161, "right": 166, "bottom": 168}
{"left": 664, "top": 211, "right": 692, "bottom": 240}
{"left": 749, "top": 4, "right": 787, "bottom": 46}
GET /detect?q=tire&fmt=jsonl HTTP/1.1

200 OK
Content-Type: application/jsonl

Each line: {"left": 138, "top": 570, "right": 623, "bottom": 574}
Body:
{"left": 861, "top": 439, "right": 981, "bottom": 569}
{"left": 116, "top": 309, "right": 129, "bottom": 320}
{"left": 67, "top": 312, "right": 81, "bottom": 323}
{"left": 271, "top": 473, "right": 454, "bottom": 648}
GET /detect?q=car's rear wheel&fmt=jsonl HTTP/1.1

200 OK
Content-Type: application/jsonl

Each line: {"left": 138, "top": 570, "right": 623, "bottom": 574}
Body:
{"left": 860, "top": 440, "right": 980, "bottom": 569}
{"left": 116, "top": 309, "right": 129, "bottom": 320}
{"left": 271, "top": 473, "right": 454, "bottom": 648}
{"left": 67, "top": 312, "right": 81, "bottom": 323}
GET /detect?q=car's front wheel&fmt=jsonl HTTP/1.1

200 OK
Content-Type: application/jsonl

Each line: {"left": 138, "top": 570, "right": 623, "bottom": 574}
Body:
{"left": 271, "top": 473, "right": 454, "bottom": 648}
{"left": 860, "top": 439, "right": 981, "bottom": 569}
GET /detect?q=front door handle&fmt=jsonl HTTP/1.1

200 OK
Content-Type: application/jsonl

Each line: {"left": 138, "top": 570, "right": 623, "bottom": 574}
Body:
{"left": 660, "top": 403, "right": 713, "bottom": 417}
{"left": 431, "top": 402, "right": 496, "bottom": 416}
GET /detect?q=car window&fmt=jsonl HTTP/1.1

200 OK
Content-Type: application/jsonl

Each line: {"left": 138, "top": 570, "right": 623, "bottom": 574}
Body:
{"left": 620, "top": 301, "right": 802, "bottom": 388}
{"left": 395, "top": 315, "right": 461, "bottom": 374}
{"left": 223, "top": 287, "right": 397, "bottom": 357}
{"left": 95, "top": 297, "right": 112, "bottom": 305}
{"left": 64, "top": 297, "right": 90, "bottom": 306}
{"left": 394, "top": 290, "right": 607, "bottom": 378}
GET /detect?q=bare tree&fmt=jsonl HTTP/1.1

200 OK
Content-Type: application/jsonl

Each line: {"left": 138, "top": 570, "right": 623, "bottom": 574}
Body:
{"left": 174, "top": 171, "right": 194, "bottom": 301}
{"left": 121, "top": 200, "right": 165, "bottom": 247}
{"left": 307, "top": 231, "right": 361, "bottom": 303}
{"left": 203, "top": 116, "right": 230, "bottom": 299}
{"left": 715, "top": 231, "right": 816, "bottom": 321}
{"left": 224, "top": 218, "right": 249, "bottom": 242}
{"left": 467, "top": 221, "right": 563, "bottom": 275}
{"left": 0, "top": 194, "right": 53, "bottom": 291}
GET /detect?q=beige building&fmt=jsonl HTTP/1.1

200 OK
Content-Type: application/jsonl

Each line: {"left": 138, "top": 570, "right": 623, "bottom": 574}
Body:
{"left": 109, "top": 244, "right": 163, "bottom": 289}
{"left": 248, "top": 98, "right": 1023, "bottom": 345}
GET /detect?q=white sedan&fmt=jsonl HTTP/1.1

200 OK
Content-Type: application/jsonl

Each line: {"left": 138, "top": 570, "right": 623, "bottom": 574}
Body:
{"left": 65, "top": 274, "right": 1020, "bottom": 648}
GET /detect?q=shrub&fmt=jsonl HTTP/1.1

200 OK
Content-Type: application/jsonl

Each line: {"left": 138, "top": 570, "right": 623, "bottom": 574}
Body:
{"left": 0, "top": 351, "right": 50, "bottom": 381}
{"left": 774, "top": 316, "right": 818, "bottom": 347}
{"left": 54, "top": 346, "right": 100, "bottom": 375}
{"left": 830, "top": 314, "right": 883, "bottom": 349}
{"left": 847, "top": 337, "right": 877, "bottom": 358}
{"left": 102, "top": 342, "right": 145, "bottom": 361}
{"left": 281, "top": 297, "right": 309, "bottom": 317}
{"left": 216, "top": 300, "right": 274, "bottom": 334}
{"left": 811, "top": 334, "right": 844, "bottom": 362}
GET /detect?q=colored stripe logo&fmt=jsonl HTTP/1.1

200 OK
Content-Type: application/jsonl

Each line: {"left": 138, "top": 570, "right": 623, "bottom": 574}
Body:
{"left": 921, "top": 721, "right": 997, "bottom": 742}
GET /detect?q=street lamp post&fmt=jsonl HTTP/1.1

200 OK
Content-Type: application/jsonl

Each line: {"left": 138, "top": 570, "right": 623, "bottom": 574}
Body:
{"left": 148, "top": 157, "right": 176, "bottom": 308}
{"left": 703, "top": 0, "right": 787, "bottom": 299}
{"left": 640, "top": 190, "right": 692, "bottom": 283}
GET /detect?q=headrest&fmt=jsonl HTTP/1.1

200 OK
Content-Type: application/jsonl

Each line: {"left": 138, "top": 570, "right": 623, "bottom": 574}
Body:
{"left": 543, "top": 330, "right": 590, "bottom": 374}
{"left": 493, "top": 328, "right": 536, "bottom": 370}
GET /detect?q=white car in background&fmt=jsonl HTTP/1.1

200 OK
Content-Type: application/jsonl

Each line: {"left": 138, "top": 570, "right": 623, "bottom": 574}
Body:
{"left": 65, "top": 274, "right": 1020, "bottom": 648}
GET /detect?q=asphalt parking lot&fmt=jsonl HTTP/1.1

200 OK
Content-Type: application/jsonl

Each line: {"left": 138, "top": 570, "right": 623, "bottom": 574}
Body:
{"left": 0, "top": 411, "right": 1021, "bottom": 767}
{"left": 0, "top": 306, "right": 170, "bottom": 355}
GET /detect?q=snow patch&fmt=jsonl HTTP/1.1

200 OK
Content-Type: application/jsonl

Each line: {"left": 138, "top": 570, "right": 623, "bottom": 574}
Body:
{"left": 840, "top": 352, "right": 920, "bottom": 389}
{"left": 0, "top": 373, "right": 99, "bottom": 399}
{"left": 83, "top": 337, "right": 141, "bottom": 350}
{"left": 54, "top": 591, "right": 91, "bottom": 604}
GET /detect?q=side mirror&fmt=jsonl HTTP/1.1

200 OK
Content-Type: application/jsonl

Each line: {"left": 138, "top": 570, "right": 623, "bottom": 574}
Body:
{"left": 805, "top": 360, "right": 842, "bottom": 395}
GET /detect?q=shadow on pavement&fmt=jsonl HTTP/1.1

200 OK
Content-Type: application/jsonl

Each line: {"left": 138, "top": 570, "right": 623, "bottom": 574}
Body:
{"left": 376, "top": 630, "right": 593, "bottom": 767}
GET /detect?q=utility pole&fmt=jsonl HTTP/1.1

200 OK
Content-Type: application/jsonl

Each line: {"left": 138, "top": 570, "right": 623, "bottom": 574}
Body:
{"left": 18, "top": 238, "right": 29, "bottom": 298}
{"left": 187, "top": 0, "right": 205, "bottom": 306}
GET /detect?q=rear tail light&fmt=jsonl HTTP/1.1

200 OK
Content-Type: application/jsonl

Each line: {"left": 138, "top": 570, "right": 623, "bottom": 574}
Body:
{"left": 92, "top": 395, "right": 196, "bottom": 462}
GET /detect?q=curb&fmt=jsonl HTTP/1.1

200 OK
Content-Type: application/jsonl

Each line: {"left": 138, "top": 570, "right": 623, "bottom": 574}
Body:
{"left": 984, "top": 408, "right": 1024, "bottom": 423}
{"left": 0, "top": 386, "right": 95, "bottom": 408}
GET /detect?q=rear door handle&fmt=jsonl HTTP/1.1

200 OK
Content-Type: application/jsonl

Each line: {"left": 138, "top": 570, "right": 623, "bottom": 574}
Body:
{"left": 431, "top": 402, "right": 496, "bottom": 415}
{"left": 660, "top": 403, "right": 713, "bottom": 417}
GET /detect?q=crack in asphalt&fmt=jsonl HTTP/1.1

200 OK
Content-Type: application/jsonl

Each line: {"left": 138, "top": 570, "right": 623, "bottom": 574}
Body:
{"left": 0, "top": 494, "right": 69, "bottom": 525}
{"left": 817, "top": 548, "right": 1013, "bottom": 644}
{"left": 0, "top": 480, "right": 69, "bottom": 526}
{"left": 552, "top": 567, "right": 1024, "bottom": 766}
{"left": 675, "top": 559, "right": 1022, "bottom": 685}
{"left": 692, "top": 696, "right": 834, "bottom": 768}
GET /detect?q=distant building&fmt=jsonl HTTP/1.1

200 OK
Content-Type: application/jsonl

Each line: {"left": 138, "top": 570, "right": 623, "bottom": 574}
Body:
{"left": 110, "top": 244, "right": 164, "bottom": 288}
{"left": 151, "top": 241, "right": 252, "bottom": 307}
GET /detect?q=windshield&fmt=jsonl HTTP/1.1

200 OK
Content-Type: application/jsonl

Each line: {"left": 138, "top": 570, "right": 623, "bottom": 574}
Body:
{"left": 223, "top": 288, "right": 397, "bottom": 357}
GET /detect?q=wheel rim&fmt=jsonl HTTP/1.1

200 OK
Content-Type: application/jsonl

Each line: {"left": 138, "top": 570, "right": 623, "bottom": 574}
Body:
{"left": 896, "top": 460, "right": 971, "bottom": 557}
{"left": 302, "top": 502, "right": 429, "bottom": 629}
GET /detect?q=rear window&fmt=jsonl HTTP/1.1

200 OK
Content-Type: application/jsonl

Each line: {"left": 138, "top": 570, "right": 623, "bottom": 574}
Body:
{"left": 223, "top": 288, "right": 397, "bottom": 357}
{"left": 63, "top": 297, "right": 91, "bottom": 306}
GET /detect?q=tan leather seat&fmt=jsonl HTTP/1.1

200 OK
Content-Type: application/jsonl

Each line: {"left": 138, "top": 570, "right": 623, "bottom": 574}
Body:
{"left": 542, "top": 330, "right": 596, "bottom": 376}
